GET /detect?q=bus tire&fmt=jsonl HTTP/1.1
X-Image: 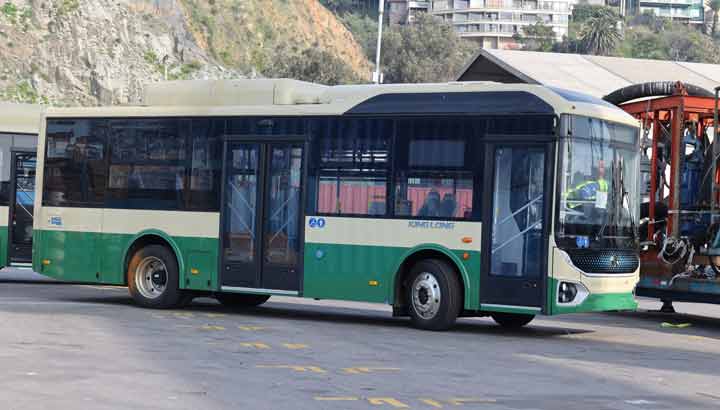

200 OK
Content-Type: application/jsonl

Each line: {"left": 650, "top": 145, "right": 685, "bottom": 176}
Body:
{"left": 127, "top": 244, "right": 185, "bottom": 309}
{"left": 216, "top": 293, "right": 270, "bottom": 307}
{"left": 491, "top": 313, "right": 534, "bottom": 328}
{"left": 406, "top": 259, "right": 462, "bottom": 331}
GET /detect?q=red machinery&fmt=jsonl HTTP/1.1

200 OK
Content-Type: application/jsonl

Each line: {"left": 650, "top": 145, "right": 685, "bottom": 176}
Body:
{"left": 611, "top": 82, "right": 720, "bottom": 309}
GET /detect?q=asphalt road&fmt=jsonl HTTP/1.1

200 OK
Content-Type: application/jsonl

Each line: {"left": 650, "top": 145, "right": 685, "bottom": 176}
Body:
{"left": 1, "top": 268, "right": 720, "bottom": 410}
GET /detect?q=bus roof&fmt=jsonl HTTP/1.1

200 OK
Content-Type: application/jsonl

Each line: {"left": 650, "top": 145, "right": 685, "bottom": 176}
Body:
{"left": 43, "top": 79, "right": 639, "bottom": 128}
{"left": 0, "top": 102, "right": 42, "bottom": 135}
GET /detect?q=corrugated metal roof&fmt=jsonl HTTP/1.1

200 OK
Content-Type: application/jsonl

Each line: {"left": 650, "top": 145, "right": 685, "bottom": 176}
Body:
{"left": 458, "top": 49, "right": 720, "bottom": 98}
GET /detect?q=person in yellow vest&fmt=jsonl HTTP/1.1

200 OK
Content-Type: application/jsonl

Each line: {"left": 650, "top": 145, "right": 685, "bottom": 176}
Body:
{"left": 565, "top": 159, "right": 609, "bottom": 209}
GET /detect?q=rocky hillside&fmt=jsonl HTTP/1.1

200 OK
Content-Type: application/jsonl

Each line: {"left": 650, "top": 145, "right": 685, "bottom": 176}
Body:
{"left": 0, "top": 0, "right": 370, "bottom": 106}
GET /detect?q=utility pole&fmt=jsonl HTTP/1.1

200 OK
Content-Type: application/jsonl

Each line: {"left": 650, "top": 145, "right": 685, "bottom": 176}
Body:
{"left": 373, "top": 0, "right": 385, "bottom": 84}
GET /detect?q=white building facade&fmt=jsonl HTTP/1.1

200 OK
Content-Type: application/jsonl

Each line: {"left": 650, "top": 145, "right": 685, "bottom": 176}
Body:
{"left": 430, "top": 0, "right": 572, "bottom": 49}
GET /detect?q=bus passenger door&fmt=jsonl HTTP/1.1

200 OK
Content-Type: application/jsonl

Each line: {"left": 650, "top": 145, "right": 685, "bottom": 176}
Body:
{"left": 220, "top": 138, "right": 304, "bottom": 294}
{"left": 8, "top": 151, "right": 36, "bottom": 264}
{"left": 481, "top": 143, "right": 550, "bottom": 311}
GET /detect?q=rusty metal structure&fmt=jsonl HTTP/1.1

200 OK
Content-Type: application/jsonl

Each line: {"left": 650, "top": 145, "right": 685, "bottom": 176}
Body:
{"left": 614, "top": 82, "right": 720, "bottom": 308}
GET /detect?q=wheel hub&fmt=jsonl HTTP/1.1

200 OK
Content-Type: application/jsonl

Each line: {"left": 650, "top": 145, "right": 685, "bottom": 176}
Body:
{"left": 135, "top": 256, "right": 168, "bottom": 300}
{"left": 151, "top": 270, "right": 167, "bottom": 287}
{"left": 411, "top": 272, "right": 441, "bottom": 319}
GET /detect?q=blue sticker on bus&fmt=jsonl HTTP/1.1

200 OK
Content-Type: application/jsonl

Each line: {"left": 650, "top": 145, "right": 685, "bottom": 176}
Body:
{"left": 308, "top": 217, "right": 326, "bottom": 228}
{"left": 49, "top": 216, "right": 62, "bottom": 226}
{"left": 576, "top": 236, "right": 590, "bottom": 248}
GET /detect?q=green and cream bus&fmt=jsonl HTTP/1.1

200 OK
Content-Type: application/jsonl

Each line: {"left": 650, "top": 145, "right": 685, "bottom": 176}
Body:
{"left": 0, "top": 103, "right": 41, "bottom": 267}
{"left": 33, "top": 79, "right": 640, "bottom": 330}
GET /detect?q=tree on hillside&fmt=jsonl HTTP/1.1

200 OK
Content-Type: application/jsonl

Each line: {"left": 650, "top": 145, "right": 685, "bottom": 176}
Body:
{"left": 571, "top": 3, "right": 619, "bottom": 23}
{"left": 665, "top": 28, "right": 720, "bottom": 63}
{"left": 266, "top": 45, "right": 359, "bottom": 85}
{"left": 380, "top": 13, "right": 475, "bottom": 83}
{"left": 513, "top": 22, "right": 555, "bottom": 51}
{"left": 579, "top": 13, "right": 622, "bottom": 55}
{"left": 619, "top": 27, "right": 668, "bottom": 60}
{"left": 710, "top": 0, "right": 720, "bottom": 36}
{"left": 341, "top": 12, "right": 378, "bottom": 60}
{"left": 320, "top": 0, "right": 359, "bottom": 14}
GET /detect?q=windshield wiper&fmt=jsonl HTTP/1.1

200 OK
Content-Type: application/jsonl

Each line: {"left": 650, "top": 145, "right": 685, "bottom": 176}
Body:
{"left": 597, "top": 161, "right": 617, "bottom": 240}
{"left": 597, "top": 157, "right": 636, "bottom": 243}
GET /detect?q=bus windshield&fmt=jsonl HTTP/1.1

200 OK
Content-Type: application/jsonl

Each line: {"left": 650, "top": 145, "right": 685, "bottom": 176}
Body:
{"left": 557, "top": 116, "right": 639, "bottom": 249}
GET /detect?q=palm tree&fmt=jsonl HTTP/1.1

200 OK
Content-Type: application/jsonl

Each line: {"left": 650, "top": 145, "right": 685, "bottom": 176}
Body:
{"left": 710, "top": 0, "right": 720, "bottom": 36}
{"left": 579, "top": 15, "right": 622, "bottom": 55}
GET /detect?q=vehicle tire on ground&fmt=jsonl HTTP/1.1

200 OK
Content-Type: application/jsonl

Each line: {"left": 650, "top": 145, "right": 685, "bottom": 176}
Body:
{"left": 127, "top": 244, "right": 186, "bottom": 309}
{"left": 216, "top": 293, "right": 270, "bottom": 307}
{"left": 491, "top": 312, "right": 535, "bottom": 328}
{"left": 406, "top": 259, "right": 463, "bottom": 331}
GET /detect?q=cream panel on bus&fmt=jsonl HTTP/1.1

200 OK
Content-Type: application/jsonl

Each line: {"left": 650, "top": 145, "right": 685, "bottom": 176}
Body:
{"left": 38, "top": 207, "right": 219, "bottom": 238}
{"left": 38, "top": 207, "right": 103, "bottom": 233}
{"left": 304, "top": 216, "right": 481, "bottom": 252}
{"left": 551, "top": 245, "right": 638, "bottom": 294}
{"left": 0, "top": 206, "right": 8, "bottom": 226}
{"left": 102, "top": 209, "right": 219, "bottom": 238}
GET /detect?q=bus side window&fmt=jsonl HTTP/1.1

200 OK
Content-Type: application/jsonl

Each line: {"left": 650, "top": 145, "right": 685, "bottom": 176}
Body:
{"left": 187, "top": 119, "right": 223, "bottom": 212}
{"left": 394, "top": 118, "right": 478, "bottom": 220}
{"left": 44, "top": 119, "right": 108, "bottom": 206}
{"left": 311, "top": 118, "right": 391, "bottom": 217}
{"left": 106, "top": 119, "right": 189, "bottom": 210}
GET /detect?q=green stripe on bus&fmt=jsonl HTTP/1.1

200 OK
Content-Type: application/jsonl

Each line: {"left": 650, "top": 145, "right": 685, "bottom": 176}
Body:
{"left": 33, "top": 229, "right": 218, "bottom": 291}
{"left": 303, "top": 242, "right": 480, "bottom": 309}
{"left": 548, "top": 278, "right": 637, "bottom": 315}
{"left": 0, "top": 226, "right": 7, "bottom": 268}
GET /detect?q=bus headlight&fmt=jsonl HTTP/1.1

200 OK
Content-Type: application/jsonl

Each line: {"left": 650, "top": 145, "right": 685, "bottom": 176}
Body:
{"left": 558, "top": 282, "right": 577, "bottom": 303}
{"left": 557, "top": 281, "right": 589, "bottom": 306}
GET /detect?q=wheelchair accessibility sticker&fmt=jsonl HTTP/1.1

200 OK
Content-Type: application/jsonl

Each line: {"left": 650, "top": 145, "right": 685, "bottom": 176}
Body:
{"left": 308, "top": 217, "right": 326, "bottom": 229}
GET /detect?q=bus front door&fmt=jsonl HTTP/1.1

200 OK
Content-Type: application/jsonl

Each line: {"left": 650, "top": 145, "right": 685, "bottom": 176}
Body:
{"left": 8, "top": 151, "right": 35, "bottom": 264}
{"left": 481, "top": 144, "right": 550, "bottom": 311}
{"left": 220, "top": 139, "right": 304, "bottom": 294}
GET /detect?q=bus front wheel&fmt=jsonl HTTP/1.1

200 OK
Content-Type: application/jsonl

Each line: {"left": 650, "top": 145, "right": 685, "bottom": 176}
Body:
{"left": 127, "top": 245, "right": 186, "bottom": 309}
{"left": 406, "top": 259, "right": 462, "bottom": 331}
{"left": 216, "top": 293, "right": 270, "bottom": 307}
{"left": 491, "top": 313, "right": 534, "bottom": 328}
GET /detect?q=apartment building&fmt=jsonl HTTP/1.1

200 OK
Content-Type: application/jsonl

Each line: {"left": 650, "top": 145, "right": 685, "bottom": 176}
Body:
{"left": 430, "top": 0, "right": 572, "bottom": 49}
{"left": 625, "top": 0, "right": 704, "bottom": 23}
{"left": 388, "top": 0, "right": 432, "bottom": 24}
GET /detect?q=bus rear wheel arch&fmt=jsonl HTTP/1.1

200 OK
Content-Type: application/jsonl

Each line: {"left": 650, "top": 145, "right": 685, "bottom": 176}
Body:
{"left": 400, "top": 256, "right": 464, "bottom": 331}
{"left": 127, "top": 244, "right": 188, "bottom": 309}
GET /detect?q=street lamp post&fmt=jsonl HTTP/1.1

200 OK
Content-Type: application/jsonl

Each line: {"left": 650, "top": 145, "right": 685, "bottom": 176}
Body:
{"left": 373, "top": 0, "right": 385, "bottom": 84}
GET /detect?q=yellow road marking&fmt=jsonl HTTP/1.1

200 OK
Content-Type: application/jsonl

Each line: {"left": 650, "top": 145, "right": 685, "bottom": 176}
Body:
{"left": 173, "top": 312, "right": 194, "bottom": 319}
{"left": 256, "top": 365, "right": 326, "bottom": 373}
{"left": 368, "top": 397, "right": 409, "bottom": 408}
{"left": 200, "top": 325, "right": 226, "bottom": 331}
{"left": 238, "top": 326, "right": 265, "bottom": 331}
{"left": 343, "top": 367, "right": 401, "bottom": 375}
{"left": 204, "top": 313, "right": 226, "bottom": 318}
{"left": 282, "top": 343, "right": 308, "bottom": 350}
{"left": 314, "top": 396, "right": 360, "bottom": 401}
{"left": 420, "top": 398, "right": 444, "bottom": 408}
{"left": 240, "top": 342, "right": 270, "bottom": 349}
{"left": 447, "top": 398, "right": 497, "bottom": 405}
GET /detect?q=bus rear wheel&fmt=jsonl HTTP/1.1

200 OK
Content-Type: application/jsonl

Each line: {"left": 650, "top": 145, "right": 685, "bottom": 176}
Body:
{"left": 127, "top": 245, "right": 185, "bottom": 309}
{"left": 216, "top": 293, "right": 270, "bottom": 307}
{"left": 491, "top": 313, "right": 534, "bottom": 328}
{"left": 406, "top": 259, "right": 462, "bottom": 331}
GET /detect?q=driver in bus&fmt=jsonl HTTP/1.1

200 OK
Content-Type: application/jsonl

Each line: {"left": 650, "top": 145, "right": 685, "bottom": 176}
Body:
{"left": 565, "top": 159, "right": 608, "bottom": 209}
